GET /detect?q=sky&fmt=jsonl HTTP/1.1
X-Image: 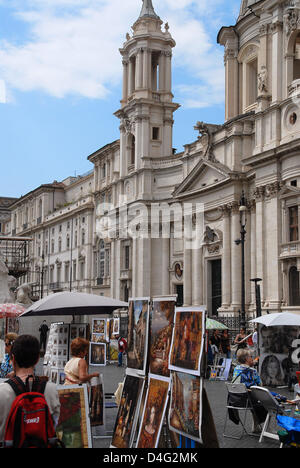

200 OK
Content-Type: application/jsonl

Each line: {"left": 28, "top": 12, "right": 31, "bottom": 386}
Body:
{"left": 0, "top": 0, "right": 241, "bottom": 198}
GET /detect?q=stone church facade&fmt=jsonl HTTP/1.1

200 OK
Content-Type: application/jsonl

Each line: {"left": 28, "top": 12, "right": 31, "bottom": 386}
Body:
{"left": 5, "top": 0, "right": 300, "bottom": 323}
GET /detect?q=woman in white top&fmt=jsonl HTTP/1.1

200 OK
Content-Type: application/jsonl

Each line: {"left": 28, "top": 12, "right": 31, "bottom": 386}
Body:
{"left": 64, "top": 337, "right": 99, "bottom": 385}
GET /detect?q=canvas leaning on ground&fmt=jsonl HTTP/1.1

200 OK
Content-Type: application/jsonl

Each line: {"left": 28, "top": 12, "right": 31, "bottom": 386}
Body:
{"left": 56, "top": 384, "right": 92, "bottom": 448}
{"left": 168, "top": 371, "right": 203, "bottom": 443}
{"left": 136, "top": 375, "right": 170, "bottom": 449}
{"left": 111, "top": 373, "right": 145, "bottom": 449}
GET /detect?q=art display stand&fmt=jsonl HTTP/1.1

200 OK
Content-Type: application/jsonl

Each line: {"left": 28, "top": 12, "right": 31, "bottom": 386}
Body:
{"left": 110, "top": 297, "right": 209, "bottom": 449}
{"left": 43, "top": 322, "right": 88, "bottom": 384}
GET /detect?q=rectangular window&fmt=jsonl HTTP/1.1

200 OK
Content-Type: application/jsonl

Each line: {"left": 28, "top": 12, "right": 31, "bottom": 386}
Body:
{"left": 124, "top": 245, "right": 130, "bottom": 270}
{"left": 289, "top": 206, "right": 299, "bottom": 242}
{"left": 152, "top": 127, "right": 159, "bottom": 140}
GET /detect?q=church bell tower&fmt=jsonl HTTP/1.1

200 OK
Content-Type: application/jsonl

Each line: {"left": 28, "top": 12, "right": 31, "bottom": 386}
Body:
{"left": 115, "top": 0, "right": 180, "bottom": 179}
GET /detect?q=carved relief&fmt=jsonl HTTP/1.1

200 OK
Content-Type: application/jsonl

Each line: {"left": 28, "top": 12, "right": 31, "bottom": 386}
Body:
{"left": 284, "top": 8, "right": 300, "bottom": 36}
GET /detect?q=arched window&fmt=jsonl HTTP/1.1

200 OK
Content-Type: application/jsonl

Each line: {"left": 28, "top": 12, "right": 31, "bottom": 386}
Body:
{"left": 238, "top": 44, "right": 259, "bottom": 112}
{"left": 289, "top": 266, "right": 300, "bottom": 306}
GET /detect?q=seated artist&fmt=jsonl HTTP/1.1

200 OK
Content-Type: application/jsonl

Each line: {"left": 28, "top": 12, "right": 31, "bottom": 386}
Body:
{"left": 231, "top": 349, "right": 295, "bottom": 433}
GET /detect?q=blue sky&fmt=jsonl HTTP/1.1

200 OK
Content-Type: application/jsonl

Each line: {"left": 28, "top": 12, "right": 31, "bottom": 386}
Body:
{"left": 0, "top": 0, "right": 241, "bottom": 198}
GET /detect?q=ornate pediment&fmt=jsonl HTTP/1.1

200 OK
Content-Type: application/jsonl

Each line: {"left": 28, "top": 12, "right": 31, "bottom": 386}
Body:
{"left": 279, "top": 184, "right": 300, "bottom": 199}
{"left": 173, "top": 159, "right": 234, "bottom": 199}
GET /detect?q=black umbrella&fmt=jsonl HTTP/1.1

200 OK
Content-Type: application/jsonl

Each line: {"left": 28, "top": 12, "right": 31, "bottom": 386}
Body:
{"left": 20, "top": 291, "right": 128, "bottom": 317}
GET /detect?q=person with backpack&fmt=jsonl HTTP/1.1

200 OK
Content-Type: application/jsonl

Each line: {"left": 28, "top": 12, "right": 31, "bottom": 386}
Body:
{"left": 0, "top": 335, "right": 61, "bottom": 448}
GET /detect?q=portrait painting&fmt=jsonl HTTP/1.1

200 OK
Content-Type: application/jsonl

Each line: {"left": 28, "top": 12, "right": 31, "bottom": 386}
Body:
{"left": 127, "top": 298, "right": 150, "bottom": 374}
{"left": 259, "top": 325, "right": 300, "bottom": 386}
{"left": 168, "top": 372, "right": 203, "bottom": 443}
{"left": 111, "top": 374, "right": 145, "bottom": 449}
{"left": 136, "top": 375, "right": 170, "bottom": 449}
{"left": 112, "top": 317, "right": 120, "bottom": 335}
{"left": 92, "top": 318, "right": 106, "bottom": 336}
{"left": 89, "top": 375, "right": 105, "bottom": 427}
{"left": 57, "top": 384, "right": 92, "bottom": 448}
{"left": 260, "top": 353, "right": 285, "bottom": 387}
{"left": 89, "top": 342, "right": 106, "bottom": 366}
{"left": 169, "top": 307, "right": 205, "bottom": 376}
{"left": 149, "top": 298, "right": 176, "bottom": 378}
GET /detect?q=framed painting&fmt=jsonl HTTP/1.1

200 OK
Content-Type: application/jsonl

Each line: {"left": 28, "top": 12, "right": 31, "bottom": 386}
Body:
{"left": 136, "top": 375, "right": 170, "bottom": 449}
{"left": 92, "top": 318, "right": 106, "bottom": 336}
{"left": 56, "top": 384, "right": 92, "bottom": 448}
{"left": 89, "top": 375, "right": 105, "bottom": 427}
{"left": 111, "top": 374, "right": 145, "bottom": 448}
{"left": 168, "top": 371, "right": 203, "bottom": 443}
{"left": 112, "top": 317, "right": 120, "bottom": 336}
{"left": 127, "top": 298, "right": 150, "bottom": 375}
{"left": 108, "top": 340, "right": 118, "bottom": 362}
{"left": 169, "top": 307, "right": 206, "bottom": 376}
{"left": 89, "top": 342, "right": 106, "bottom": 366}
{"left": 149, "top": 297, "right": 176, "bottom": 378}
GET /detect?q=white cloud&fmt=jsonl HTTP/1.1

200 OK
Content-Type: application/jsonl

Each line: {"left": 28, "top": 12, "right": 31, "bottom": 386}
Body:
{"left": 0, "top": 0, "right": 230, "bottom": 107}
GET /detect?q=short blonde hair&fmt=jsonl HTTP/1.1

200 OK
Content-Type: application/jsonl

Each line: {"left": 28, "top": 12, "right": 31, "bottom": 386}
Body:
{"left": 237, "top": 348, "right": 251, "bottom": 364}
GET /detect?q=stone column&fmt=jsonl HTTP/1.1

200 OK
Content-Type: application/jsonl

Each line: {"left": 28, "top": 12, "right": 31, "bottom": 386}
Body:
{"left": 122, "top": 59, "right": 128, "bottom": 103}
{"left": 183, "top": 246, "right": 192, "bottom": 306}
{"left": 128, "top": 58, "right": 135, "bottom": 96}
{"left": 143, "top": 48, "right": 150, "bottom": 89}
{"left": 135, "top": 49, "right": 143, "bottom": 90}
{"left": 224, "top": 48, "right": 239, "bottom": 120}
{"left": 271, "top": 21, "right": 283, "bottom": 103}
{"left": 138, "top": 236, "right": 151, "bottom": 298}
{"left": 250, "top": 201, "right": 257, "bottom": 306}
{"left": 162, "top": 237, "right": 170, "bottom": 296}
{"left": 159, "top": 52, "right": 166, "bottom": 92}
{"left": 255, "top": 187, "right": 265, "bottom": 302}
{"left": 222, "top": 206, "right": 231, "bottom": 307}
{"left": 132, "top": 237, "right": 137, "bottom": 298}
{"left": 231, "top": 203, "right": 241, "bottom": 308}
{"left": 192, "top": 246, "right": 203, "bottom": 306}
{"left": 165, "top": 52, "right": 172, "bottom": 94}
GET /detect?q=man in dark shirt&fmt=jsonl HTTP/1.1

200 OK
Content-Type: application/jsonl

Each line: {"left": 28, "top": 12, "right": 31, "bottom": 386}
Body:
{"left": 39, "top": 321, "right": 49, "bottom": 352}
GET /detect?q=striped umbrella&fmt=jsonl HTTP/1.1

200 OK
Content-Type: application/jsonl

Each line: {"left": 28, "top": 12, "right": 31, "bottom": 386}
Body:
{"left": 206, "top": 318, "right": 228, "bottom": 330}
{"left": 0, "top": 303, "right": 25, "bottom": 318}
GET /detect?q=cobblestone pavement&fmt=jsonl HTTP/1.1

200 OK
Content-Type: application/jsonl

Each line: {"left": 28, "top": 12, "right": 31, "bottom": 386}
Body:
{"left": 37, "top": 359, "right": 294, "bottom": 449}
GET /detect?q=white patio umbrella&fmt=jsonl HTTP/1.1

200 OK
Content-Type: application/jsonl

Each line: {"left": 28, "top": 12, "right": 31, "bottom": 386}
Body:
{"left": 249, "top": 312, "right": 300, "bottom": 327}
{"left": 19, "top": 291, "right": 128, "bottom": 318}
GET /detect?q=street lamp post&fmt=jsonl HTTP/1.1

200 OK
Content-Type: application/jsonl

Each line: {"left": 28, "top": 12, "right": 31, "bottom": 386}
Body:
{"left": 250, "top": 278, "right": 262, "bottom": 318}
{"left": 235, "top": 192, "right": 247, "bottom": 329}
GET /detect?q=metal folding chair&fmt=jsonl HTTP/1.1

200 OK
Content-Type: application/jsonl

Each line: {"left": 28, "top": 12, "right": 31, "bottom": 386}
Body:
{"left": 223, "top": 382, "right": 253, "bottom": 440}
{"left": 250, "top": 386, "right": 290, "bottom": 445}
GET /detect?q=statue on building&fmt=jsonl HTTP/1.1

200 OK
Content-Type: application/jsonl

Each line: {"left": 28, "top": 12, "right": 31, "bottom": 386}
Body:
{"left": 16, "top": 283, "right": 33, "bottom": 308}
{"left": 194, "top": 122, "right": 221, "bottom": 162}
{"left": 0, "top": 258, "right": 10, "bottom": 304}
{"left": 258, "top": 66, "right": 268, "bottom": 94}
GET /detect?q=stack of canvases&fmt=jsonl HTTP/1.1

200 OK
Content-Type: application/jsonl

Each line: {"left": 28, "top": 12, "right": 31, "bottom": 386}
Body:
{"left": 110, "top": 298, "right": 206, "bottom": 448}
